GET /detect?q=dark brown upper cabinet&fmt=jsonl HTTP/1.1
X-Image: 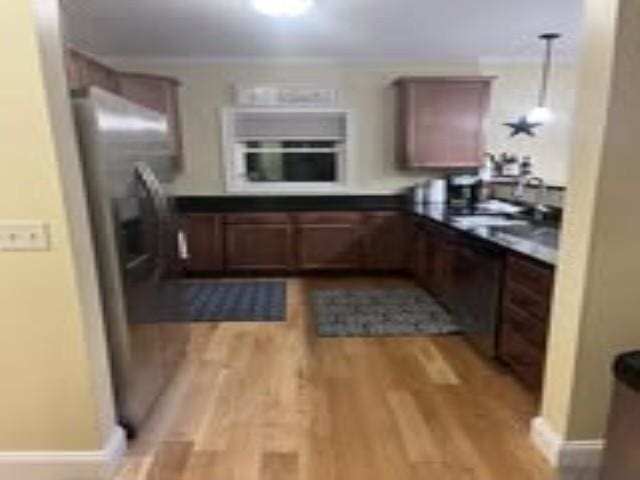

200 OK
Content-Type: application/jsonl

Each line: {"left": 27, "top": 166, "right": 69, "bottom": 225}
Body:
{"left": 394, "top": 76, "right": 494, "bottom": 169}
{"left": 64, "top": 48, "right": 184, "bottom": 176}
{"left": 65, "top": 48, "right": 120, "bottom": 94}
{"left": 118, "top": 72, "right": 184, "bottom": 171}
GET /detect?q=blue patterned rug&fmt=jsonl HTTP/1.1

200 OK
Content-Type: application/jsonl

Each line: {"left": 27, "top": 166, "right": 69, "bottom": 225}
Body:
{"left": 184, "top": 281, "right": 286, "bottom": 322}
{"left": 311, "top": 288, "right": 460, "bottom": 337}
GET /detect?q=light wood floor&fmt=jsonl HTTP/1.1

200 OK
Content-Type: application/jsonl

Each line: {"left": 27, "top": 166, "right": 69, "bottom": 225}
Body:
{"left": 115, "top": 277, "right": 552, "bottom": 480}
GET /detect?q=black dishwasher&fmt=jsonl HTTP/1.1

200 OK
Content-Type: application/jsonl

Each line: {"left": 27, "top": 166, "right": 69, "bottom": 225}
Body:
{"left": 453, "top": 238, "right": 505, "bottom": 358}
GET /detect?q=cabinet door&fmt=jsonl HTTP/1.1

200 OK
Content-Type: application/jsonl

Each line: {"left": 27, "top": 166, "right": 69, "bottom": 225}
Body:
{"left": 297, "top": 224, "right": 363, "bottom": 271}
{"left": 180, "top": 214, "right": 223, "bottom": 274}
{"left": 408, "top": 219, "right": 423, "bottom": 280}
{"left": 225, "top": 224, "right": 294, "bottom": 272}
{"left": 65, "top": 48, "right": 89, "bottom": 90}
{"left": 85, "top": 57, "right": 120, "bottom": 93}
{"left": 118, "top": 73, "right": 171, "bottom": 112}
{"left": 425, "top": 227, "right": 458, "bottom": 309}
{"left": 65, "top": 48, "right": 119, "bottom": 93}
{"left": 364, "top": 212, "right": 407, "bottom": 271}
{"left": 431, "top": 239, "right": 455, "bottom": 307}
{"left": 396, "top": 77, "right": 492, "bottom": 168}
{"left": 500, "top": 323, "right": 545, "bottom": 391}
{"left": 499, "top": 254, "right": 554, "bottom": 392}
{"left": 118, "top": 73, "right": 183, "bottom": 171}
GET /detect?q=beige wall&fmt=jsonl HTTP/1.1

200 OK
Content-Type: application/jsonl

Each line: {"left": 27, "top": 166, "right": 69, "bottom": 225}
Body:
{"left": 542, "top": 0, "right": 640, "bottom": 442}
{"left": 483, "top": 63, "right": 577, "bottom": 187}
{"left": 0, "top": 0, "right": 115, "bottom": 454}
{"left": 113, "top": 59, "right": 577, "bottom": 196}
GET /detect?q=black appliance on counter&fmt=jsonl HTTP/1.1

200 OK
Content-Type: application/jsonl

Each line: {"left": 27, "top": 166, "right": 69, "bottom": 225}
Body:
{"left": 447, "top": 174, "right": 482, "bottom": 207}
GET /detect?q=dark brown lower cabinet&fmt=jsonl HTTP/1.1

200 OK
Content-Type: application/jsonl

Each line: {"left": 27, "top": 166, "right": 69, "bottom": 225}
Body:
{"left": 296, "top": 213, "right": 363, "bottom": 271}
{"left": 499, "top": 254, "right": 555, "bottom": 392}
{"left": 182, "top": 211, "right": 369, "bottom": 274}
{"left": 180, "top": 214, "right": 223, "bottom": 273}
{"left": 423, "top": 222, "right": 458, "bottom": 311}
{"left": 181, "top": 210, "right": 458, "bottom": 278}
{"left": 224, "top": 214, "right": 295, "bottom": 272}
{"left": 364, "top": 212, "right": 407, "bottom": 271}
{"left": 409, "top": 219, "right": 426, "bottom": 282}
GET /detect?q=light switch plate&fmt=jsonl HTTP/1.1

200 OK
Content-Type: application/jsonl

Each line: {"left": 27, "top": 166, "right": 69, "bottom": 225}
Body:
{"left": 0, "top": 221, "right": 50, "bottom": 251}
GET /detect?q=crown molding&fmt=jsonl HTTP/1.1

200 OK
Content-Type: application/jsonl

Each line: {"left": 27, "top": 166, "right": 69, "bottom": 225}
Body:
{"left": 103, "top": 54, "right": 483, "bottom": 67}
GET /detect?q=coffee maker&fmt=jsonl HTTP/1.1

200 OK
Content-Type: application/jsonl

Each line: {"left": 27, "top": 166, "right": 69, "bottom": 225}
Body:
{"left": 447, "top": 174, "right": 482, "bottom": 207}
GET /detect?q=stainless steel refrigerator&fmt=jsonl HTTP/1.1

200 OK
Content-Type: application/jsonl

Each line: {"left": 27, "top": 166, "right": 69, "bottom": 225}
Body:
{"left": 73, "top": 87, "right": 188, "bottom": 436}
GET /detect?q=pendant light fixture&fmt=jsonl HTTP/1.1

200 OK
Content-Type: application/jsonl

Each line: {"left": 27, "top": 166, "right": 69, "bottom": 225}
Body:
{"left": 504, "top": 32, "right": 562, "bottom": 137}
{"left": 527, "top": 33, "right": 562, "bottom": 123}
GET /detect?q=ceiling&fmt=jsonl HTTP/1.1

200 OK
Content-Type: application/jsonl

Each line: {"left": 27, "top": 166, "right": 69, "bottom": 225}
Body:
{"left": 62, "top": 0, "right": 584, "bottom": 62}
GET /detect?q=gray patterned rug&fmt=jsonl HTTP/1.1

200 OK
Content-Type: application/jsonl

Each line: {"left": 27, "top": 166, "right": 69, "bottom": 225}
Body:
{"left": 311, "top": 288, "right": 460, "bottom": 337}
{"left": 184, "top": 281, "right": 286, "bottom": 322}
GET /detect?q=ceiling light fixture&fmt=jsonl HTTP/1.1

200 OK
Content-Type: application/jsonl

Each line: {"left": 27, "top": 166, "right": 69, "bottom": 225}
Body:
{"left": 504, "top": 32, "right": 562, "bottom": 137}
{"left": 252, "top": 0, "right": 314, "bottom": 17}
{"left": 527, "top": 33, "right": 561, "bottom": 124}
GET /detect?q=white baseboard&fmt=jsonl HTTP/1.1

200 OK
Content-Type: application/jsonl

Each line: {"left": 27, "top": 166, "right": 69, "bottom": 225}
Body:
{"left": 0, "top": 425, "right": 126, "bottom": 480}
{"left": 531, "top": 416, "right": 604, "bottom": 479}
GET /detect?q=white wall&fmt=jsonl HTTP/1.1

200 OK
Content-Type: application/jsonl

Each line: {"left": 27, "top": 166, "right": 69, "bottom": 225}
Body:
{"left": 113, "top": 60, "right": 577, "bottom": 196}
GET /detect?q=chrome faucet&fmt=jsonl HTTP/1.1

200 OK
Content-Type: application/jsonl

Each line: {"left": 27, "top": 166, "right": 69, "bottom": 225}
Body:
{"left": 515, "top": 175, "right": 550, "bottom": 221}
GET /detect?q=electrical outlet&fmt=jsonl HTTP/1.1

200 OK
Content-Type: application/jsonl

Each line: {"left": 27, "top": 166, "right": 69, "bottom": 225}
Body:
{"left": 0, "top": 221, "right": 50, "bottom": 251}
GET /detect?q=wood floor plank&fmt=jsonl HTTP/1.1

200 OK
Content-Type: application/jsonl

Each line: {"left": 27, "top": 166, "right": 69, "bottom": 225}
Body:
{"left": 145, "top": 441, "right": 192, "bottom": 480}
{"left": 386, "top": 389, "right": 444, "bottom": 463}
{"left": 260, "top": 452, "right": 299, "bottom": 480}
{"left": 413, "top": 462, "right": 476, "bottom": 480}
{"left": 115, "top": 277, "right": 553, "bottom": 480}
{"left": 182, "top": 451, "right": 231, "bottom": 480}
{"left": 416, "top": 341, "right": 461, "bottom": 386}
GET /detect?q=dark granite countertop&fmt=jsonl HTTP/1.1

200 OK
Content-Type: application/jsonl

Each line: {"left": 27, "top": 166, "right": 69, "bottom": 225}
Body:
{"left": 176, "top": 195, "right": 406, "bottom": 213}
{"left": 410, "top": 204, "right": 559, "bottom": 267}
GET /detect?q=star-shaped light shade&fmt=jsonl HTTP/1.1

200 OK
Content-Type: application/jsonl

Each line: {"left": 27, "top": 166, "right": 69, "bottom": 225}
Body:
{"left": 503, "top": 116, "right": 543, "bottom": 138}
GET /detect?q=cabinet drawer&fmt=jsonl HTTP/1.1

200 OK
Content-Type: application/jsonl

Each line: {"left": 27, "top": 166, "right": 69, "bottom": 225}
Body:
{"left": 507, "top": 255, "right": 554, "bottom": 298}
{"left": 502, "top": 304, "right": 548, "bottom": 350}
{"left": 294, "top": 212, "right": 363, "bottom": 225}
{"left": 500, "top": 323, "right": 545, "bottom": 391}
{"left": 224, "top": 213, "right": 291, "bottom": 225}
{"left": 503, "top": 282, "right": 550, "bottom": 322}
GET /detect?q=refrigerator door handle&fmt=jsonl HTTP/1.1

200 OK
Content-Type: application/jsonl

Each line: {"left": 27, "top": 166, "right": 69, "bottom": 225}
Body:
{"left": 134, "top": 162, "right": 171, "bottom": 226}
{"left": 177, "top": 229, "right": 190, "bottom": 260}
{"left": 133, "top": 162, "right": 172, "bottom": 275}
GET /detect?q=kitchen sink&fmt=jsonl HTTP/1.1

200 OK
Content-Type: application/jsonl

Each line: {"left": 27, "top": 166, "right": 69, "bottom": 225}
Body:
{"left": 495, "top": 224, "right": 560, "bottom": 248}
{"left": 452, "top": 215, "right": 528, "bottom": 228}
